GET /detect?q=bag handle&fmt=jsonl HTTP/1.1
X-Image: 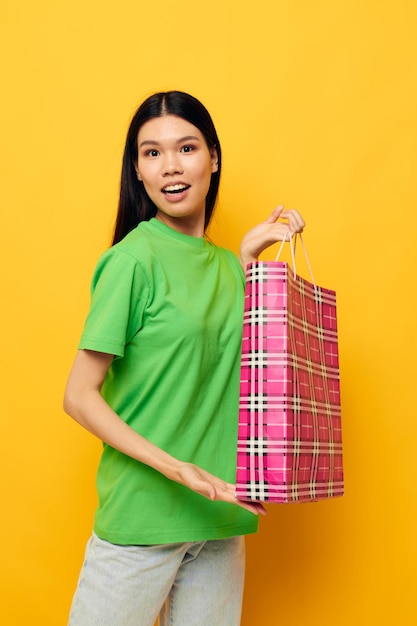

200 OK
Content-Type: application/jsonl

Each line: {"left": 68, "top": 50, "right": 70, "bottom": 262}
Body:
{"left": 274, "top": 232, "right": 316, "bottom": 285}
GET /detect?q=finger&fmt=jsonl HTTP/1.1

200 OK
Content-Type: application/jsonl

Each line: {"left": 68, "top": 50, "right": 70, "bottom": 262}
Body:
{"left": 254, "top": 502, "right": 267, "bottom": 515}
{"left": 207, "top": 484, "right": 217, "bottom": 500}
{"left": 236, "top": 498, "right": 267, "bottom": 516}
{"left": 211, "top": 480, "right": 237, "bottom": 502}
{"left": 264, "top": 205, "right": 284, "bottom": 224}
{"left": 281, "top": 209, "right": 305, "bottom": 233}
{"left": 289, "top": 209, "right": 305, "bottom": 230}
{"left": 193, "top": 475, "right": 218, "bottom": 501}
{"left": 273, "top": 223, "right": 292, "bottom": 242}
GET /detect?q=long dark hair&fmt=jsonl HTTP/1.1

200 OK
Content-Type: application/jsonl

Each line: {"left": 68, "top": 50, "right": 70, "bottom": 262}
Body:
{"left": 112, "top": 91, "right": 222, "bottom": 245}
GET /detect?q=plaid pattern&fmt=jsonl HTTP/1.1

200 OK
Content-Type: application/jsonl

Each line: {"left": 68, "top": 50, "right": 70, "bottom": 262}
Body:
{"left": 235, "top": 261, "right": 344, "bottom": 503}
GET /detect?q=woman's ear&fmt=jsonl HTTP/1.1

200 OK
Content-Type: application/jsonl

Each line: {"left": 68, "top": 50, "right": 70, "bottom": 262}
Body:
{"left": 210, "top": 147, "right": 219, "bottom": 173}
{"left": 135, "top": 164, "right": 142, "bottom": 181}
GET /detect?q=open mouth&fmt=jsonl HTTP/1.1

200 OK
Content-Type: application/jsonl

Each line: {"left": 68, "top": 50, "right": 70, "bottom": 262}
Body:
{"left": 162, "top": 184, "right": 191, "bottom": 195}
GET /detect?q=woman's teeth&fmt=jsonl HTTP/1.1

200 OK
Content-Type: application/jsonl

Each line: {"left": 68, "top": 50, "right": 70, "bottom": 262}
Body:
{"left": 163, "top": 184, "right": 189, "bottom": 194}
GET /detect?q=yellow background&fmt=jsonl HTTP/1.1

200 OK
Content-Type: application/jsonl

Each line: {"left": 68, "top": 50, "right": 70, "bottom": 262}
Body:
{"left": 1, "top": 1, "right": 416, "bottom": 624}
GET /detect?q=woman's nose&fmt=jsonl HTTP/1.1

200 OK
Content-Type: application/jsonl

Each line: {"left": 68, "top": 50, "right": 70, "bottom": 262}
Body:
{"left": 163, "top": 153, "right": 183, "bottom": 175}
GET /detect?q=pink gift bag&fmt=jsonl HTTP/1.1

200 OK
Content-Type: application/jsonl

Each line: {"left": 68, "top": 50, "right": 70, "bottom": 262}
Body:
{"left": 235, "top": 235, "right": 344, "bottom": 503}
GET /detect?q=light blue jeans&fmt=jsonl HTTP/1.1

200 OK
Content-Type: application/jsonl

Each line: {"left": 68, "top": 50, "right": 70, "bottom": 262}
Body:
{"left": 68, "top": 533, "right": 245, "bottom": 626}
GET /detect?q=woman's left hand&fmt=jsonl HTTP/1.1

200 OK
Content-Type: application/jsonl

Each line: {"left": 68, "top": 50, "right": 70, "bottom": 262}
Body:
{"left": 239, "top": 206, "right": 305, "bottom": 270}
{"left": 176, "top": 462, "right": 267, "bottom": 516}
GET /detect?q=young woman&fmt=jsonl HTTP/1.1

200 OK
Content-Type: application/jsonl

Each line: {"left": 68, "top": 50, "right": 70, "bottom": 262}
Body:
{"left": 64, "top": 90, "right": 305, "bottom": 626}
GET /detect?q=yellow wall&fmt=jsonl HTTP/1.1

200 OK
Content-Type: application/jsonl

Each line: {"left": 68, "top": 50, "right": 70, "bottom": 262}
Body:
{"left": 1, "top": 1, "right": 416, "bottom": 624}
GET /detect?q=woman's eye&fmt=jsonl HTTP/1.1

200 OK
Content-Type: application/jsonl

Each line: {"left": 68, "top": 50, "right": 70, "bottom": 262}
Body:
{"left": 181, "top": 145, "right": 194, "bottom": 153}
{"left": 145, "top": 149, "right": 159, "bottom": 157}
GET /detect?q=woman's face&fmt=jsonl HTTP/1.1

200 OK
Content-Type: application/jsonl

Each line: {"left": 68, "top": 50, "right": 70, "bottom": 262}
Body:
{"left": 136, "top": 115, "right": 218, "bottom": 236}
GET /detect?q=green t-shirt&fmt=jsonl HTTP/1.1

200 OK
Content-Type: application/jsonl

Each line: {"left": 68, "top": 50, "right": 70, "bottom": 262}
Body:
{"left": 79, "top": 218, "right": 258, "bottom": 544}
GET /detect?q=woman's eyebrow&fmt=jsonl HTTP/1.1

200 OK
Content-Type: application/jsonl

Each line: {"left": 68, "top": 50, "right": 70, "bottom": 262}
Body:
{"left": 139, "top": 135, "right": 201, "bottom": 148}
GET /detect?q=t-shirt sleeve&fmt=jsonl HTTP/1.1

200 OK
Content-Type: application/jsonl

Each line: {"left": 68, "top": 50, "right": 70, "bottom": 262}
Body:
{"left": 223, "top": 248, "right": 246, "bottom": 288}
{"left": 78, "top": 248, "right": 148, "bottom": 358}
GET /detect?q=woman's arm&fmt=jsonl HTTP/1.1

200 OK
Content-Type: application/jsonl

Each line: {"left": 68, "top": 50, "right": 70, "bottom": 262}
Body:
{"left": 240, "top": 206, "right": 305, "bottom": 270}
{"left": 64, "top": 349, "right": 266, "bottom": 515}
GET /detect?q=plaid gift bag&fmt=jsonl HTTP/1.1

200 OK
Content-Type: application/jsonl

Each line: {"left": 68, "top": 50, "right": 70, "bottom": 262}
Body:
{"left": 235, "top": 235, "right": 343, "bottom": 503}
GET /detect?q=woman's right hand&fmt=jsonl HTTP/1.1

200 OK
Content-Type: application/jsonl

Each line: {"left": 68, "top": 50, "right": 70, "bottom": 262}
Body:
{"left": 176, "top": 462, "right": 267, "bottom": 516}
{"left": 64, "top": 349, "right": 266, "bottom": 516}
